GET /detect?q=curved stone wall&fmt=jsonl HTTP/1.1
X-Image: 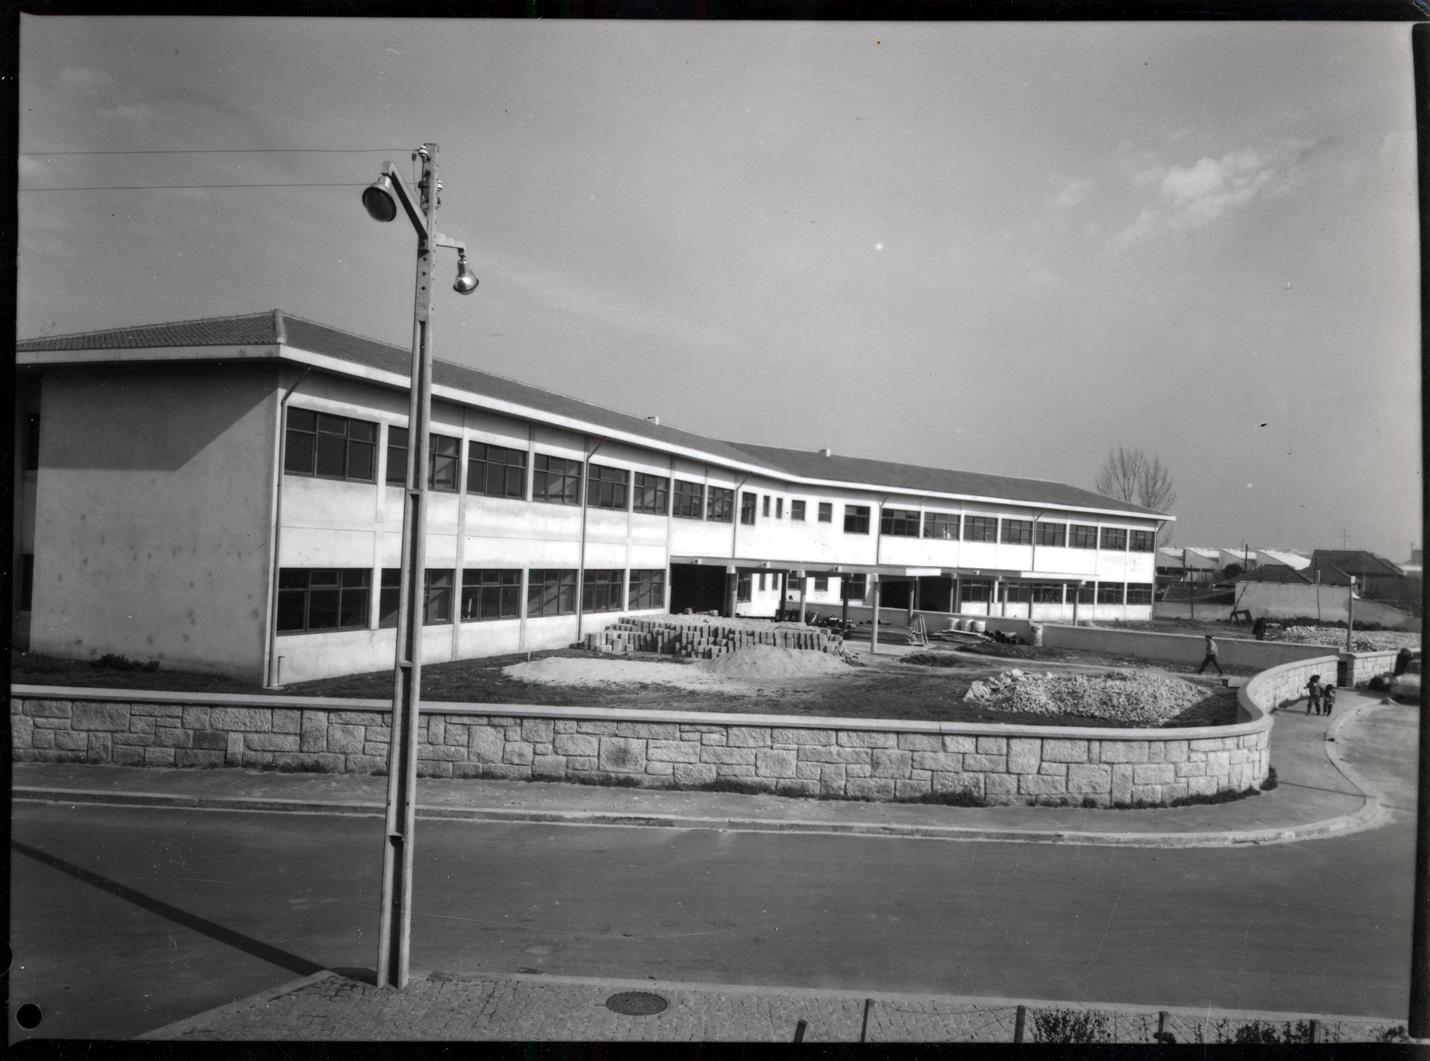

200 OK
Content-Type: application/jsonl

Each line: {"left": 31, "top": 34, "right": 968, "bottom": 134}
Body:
{"left": 1239, "top": 653, "right": 1342, "bottom": 716}
{"left": 11, "top": 682, "right": 1273, "bottom": 807}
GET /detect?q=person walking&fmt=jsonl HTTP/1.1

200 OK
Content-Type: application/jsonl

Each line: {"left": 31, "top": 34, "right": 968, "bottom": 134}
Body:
{"left": 1322, "top": 682, "right": 1336, "bottom": 717}
{"left": 1305, "top": 674, "right": 1322, "bottom": 715}
{"left": 1197, "top": 634, "right": 1224, "bottom": 676}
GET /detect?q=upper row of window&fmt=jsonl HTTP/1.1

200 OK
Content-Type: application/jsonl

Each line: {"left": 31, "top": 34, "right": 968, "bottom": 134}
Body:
{"left": 283, "top": 409, "right": 1154, "bottom": 549}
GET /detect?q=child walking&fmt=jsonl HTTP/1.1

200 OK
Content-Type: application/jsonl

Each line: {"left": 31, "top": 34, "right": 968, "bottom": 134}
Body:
{"left": 1305, "top": 674, "right": 1322, "bottom": 715}
{"left": 1321, "top": 682, "right": 1336, "bottom": 717}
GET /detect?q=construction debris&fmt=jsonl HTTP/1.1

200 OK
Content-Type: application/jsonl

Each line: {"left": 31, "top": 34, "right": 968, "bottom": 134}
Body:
{"left": 583, "top": 614, "right": 843, "bottom": 661}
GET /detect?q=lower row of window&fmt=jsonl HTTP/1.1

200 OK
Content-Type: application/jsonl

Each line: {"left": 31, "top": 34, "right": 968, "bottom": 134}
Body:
{"left": 277, "top": 567, "right": 666, "bottom": 633}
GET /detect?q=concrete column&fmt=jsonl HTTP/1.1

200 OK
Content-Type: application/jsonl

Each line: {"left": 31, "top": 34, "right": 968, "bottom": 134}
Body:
{"left": 870, "top": 575, "right": 881, "bottom": 655}
{"left": 798, "top": 571, "right": 808, "bottom": 624}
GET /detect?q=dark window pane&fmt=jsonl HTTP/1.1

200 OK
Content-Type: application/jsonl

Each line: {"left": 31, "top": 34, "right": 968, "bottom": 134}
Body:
{"left": 284, "top": 431, "right": 315, "bottom": 474}
{"left": 276, "top": 590, "right": 307, "bottom": 632}
{"left": 315, "top": 434, "right": 347, "bottom": 477}
{"left": 348, "top": 442, "right": 375, "bottom": 482}
{"left": 307, "top": 588, "right": 340, "bottom": 629}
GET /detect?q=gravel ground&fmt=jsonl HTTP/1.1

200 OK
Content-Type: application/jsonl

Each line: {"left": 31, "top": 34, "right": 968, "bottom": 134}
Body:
{"left": 965, "top": 669, "right": 1237, "bottom": 727}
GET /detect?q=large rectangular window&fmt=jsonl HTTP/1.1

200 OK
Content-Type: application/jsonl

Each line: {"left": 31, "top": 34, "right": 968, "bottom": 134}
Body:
{"left": 673, "top": 480, "right": 704, "bottom": 519}
{"left": 277, "top": 568, "right": 371, "bottom": 633}
{"left": 528, "top": 569, "right": 577, "bottom": 617}
{"left": 386, "top": 426, "right": 408, "bottom": 486}
{"left": 959, "top": 579, "right": 991, "bottom": 603}
{"left": 791, "top": 500, "right": 806, "bottom": 521}
{"left": 1003, "top": 582, "right": 1031, "bottom": 603}
{"left": 587, "top": 464, "right": 630, "bottom": 510}
{"left": 533, "top": 454, "right": 583, "bottom": 505}
{"left": 1069, "top": 523, "right": 1099, "bottom": 549}
{"left": 424, "top": 570, "right": 454, "bottom": 624}
{"left": 965, "top": 516, "right": 998, "bottom": 542}
{"left": 844, "top": 505, "right": 871, "bottom": 534}
{"left": 818, "top": 502, "right": 832, "bottom": 523}
{"left": 880, "top": 508, "right": 920, "bottom": 537}
{"left": 379, "top": 568, "right": 400, "bottom": 628}
{"left": 740, "top": 492, "right": 757, "bottom": 525}
{"left": 633, "top": 473, "right": 669, "bottom": 515}
{"left": 1035, "top": 521, "right": 1067, "bottom": 547}
{"left": 629, "top": 569, "right": 666, "bottom": 610}
{"left": 1126, "top": 583, "right": 1154, "bottom": 604}
{"left": 1129, "top": 529, "right": 1156, "bottom": 553}
{"left": 430, "top": 434, "right": 461, "bottom": 492}
{"left": 707, "top": 486, "right": 734, "bottom": 523}
{"left": 736, "top": 572, "right": 753, "bottom": 602}
{"left": 1030, "top": 583, "right": 1063, "bottom": 603}
{"left": 582, "top": 569, "right": 625, "bottom": 612}
{"left": 924, "top": 512, "right": 960, "bottom": 540}
{"left": 1097, "top": 582, "right": 1125, "bottom": 605}
{"left": 1001, "top": 519, "right": 1033, "bottom": 545}
{"left": 466, "top": 442, "right": 527, "bottom": 499}
{"left": 461, "top": 569, "right": 521, "bottom": 621}
{"left": 814, "top": 575, "right": 829, "bottom": 592}
{"left": 285, "top": 410, "right": 376, "bottom": 483}
{"left": 1100, "top": 527, "right": 1128, "bottom": 551}
{"left": 1076, "top": 582, "right": 1097, "bottom": 603}
{"left": 843, "top": 574, "right": 868, "bottom": 599}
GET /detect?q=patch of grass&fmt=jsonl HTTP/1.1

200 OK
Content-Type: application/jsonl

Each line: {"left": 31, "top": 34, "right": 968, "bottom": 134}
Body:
{"left": 13, "top": 651, "right": 265, "bottom": 694}
{"left": 1260, "top": 766, "right": 1278, "bottom": 791}
{"left": 904, "top": 652, "right": 971, "bottom": 668}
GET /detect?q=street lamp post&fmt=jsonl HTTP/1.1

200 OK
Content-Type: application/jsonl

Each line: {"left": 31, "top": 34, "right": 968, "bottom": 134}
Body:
{"left": 362, "top": 143, "right": 477, "bottom": 990}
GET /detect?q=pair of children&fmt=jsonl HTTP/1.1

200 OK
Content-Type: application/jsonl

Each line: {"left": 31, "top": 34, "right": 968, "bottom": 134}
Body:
{"left": 1304, "top": 674, "right": 1336, "bottom": 716}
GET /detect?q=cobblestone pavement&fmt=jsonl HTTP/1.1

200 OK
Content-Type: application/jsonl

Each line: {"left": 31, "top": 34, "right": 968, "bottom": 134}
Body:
{"left": 141, "top": 970, "right": 1408, "bottom": 1042}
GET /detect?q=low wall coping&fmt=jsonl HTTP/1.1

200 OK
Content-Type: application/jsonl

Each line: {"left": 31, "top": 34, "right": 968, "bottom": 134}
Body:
{"left": 1237, "top": 654, "right": 1340, "bottom": 717}
{"left": 10, "top": 682, "right": 1267, "bottom": 743}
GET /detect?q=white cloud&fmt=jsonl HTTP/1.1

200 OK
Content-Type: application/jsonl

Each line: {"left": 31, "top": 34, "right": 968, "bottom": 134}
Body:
{"left": 1051, "top": 177, "right": 1091, "bottom": 210}
{"left": 1113, "top": 138, "right": 1314, "bottom": 248}
{"left": 57, "top": 66, "right": 114, "bottom": 94}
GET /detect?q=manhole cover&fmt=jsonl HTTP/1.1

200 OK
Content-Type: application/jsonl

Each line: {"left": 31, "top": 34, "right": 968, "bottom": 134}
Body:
{"left": 605, "top": 991, "right": 669, "bottom": 1016}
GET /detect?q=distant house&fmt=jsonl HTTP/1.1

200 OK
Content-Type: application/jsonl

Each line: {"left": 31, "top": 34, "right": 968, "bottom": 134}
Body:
{"left": 1155, "top": 547, "right": 1219, "bottom": 594}
{"left": 1307, "top": 550, "right": 1410, "bottom": 601}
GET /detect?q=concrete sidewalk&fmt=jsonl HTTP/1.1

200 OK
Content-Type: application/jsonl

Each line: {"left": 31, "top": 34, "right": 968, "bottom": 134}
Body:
{"left": 13, "top": 689, "right": 1405, "bottom": 849}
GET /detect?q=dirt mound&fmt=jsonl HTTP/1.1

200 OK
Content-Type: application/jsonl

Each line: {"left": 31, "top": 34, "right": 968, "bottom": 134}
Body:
{"left": 705, "top": 645, "right": 852, "bottom": 678}
{"left": 1274, "top": 625, "right": 1419, "bottom": 653}
{"left": 965, "top": 669, "right": 1231, "bottom": 726}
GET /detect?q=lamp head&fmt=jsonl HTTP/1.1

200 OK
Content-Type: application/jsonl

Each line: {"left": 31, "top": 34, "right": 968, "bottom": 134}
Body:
{"left": 453, "top": 251, "right": 479, "bottom": 294}
{"left": 362, "top": 174, "right": 399, "bottom": 223}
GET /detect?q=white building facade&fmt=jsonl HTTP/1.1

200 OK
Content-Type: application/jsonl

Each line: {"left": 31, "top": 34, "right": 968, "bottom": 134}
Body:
{"left": 15, "top": 312, "right": 1172, "bottom": 684}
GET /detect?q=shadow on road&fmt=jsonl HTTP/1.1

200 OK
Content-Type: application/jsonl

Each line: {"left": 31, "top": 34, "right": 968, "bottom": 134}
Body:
{"left": 11, "top": 839, "right": 328, "bottom": 978}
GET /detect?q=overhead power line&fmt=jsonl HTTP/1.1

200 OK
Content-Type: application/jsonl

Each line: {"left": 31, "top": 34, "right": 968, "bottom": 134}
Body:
{"left": 20, "top": 147, "right": 412, "bottom": 156}
{"left": 21, "top": 181, "right": 369, "bottom": 192}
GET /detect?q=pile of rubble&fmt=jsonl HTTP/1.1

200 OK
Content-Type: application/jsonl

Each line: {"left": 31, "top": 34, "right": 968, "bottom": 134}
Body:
{"left": 583, "top": 614, "right": 843, "bottom": 660}
{"left": 1272, "top": 625, "right": 1419, "bottom": 653}
{"left": 964, "top": 669, "right": 1227, "bottom": 726}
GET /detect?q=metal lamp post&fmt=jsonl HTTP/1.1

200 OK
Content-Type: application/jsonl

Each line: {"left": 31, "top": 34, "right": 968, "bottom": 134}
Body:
{"left": 362, "top": 142, "right": 477, "bottom": 990}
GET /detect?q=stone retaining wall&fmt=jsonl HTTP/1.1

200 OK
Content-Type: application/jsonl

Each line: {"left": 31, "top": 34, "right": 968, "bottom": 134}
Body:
{"left": 10, "top": 684, "right": 1271, "bottom": 806}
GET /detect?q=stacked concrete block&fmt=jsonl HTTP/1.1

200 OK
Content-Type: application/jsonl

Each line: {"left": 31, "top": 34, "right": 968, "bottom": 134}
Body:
{"left": 583, "top": 616, "right": 841, "bottom": 660}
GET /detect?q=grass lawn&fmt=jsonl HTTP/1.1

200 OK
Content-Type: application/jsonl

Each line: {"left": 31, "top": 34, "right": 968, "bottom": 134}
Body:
{"left": 11, "top": 646, "right": 1239, "bottom": 728}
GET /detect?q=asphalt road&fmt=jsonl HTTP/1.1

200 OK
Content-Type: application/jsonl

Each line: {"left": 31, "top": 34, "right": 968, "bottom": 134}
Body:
{"left": 11, "top": 780, "right": 1416, "bottom": 1041}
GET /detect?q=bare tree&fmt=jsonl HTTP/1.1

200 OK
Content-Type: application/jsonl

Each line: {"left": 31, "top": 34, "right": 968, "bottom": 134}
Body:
{"left": 1095, "top": 447, "right": 1178, "bottom": 512}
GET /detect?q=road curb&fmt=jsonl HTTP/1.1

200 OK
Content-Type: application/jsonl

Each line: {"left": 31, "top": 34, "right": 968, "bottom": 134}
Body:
{"left": 13, "top": 772, "right": 1383, "bottom": 849}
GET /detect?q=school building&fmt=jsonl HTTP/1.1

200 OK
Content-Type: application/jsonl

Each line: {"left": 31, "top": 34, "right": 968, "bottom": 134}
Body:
{"left": 14, "top": 311, "right": 1172, "bottom": 685}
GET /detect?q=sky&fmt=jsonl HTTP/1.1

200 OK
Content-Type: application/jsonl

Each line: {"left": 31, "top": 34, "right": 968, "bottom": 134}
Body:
{"left": 17, "top": 17, "right": 1422, "bottom": 561}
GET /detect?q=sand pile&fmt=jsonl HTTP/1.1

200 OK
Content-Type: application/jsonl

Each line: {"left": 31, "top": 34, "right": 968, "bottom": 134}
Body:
{"left": 505, "top": 645, "right": 853, "bottom": 690}
{"left": 965, "top": 669, "right": 1227, "bottom": 726}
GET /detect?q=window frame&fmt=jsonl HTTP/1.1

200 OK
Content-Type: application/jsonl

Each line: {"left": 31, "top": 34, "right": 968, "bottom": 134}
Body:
{"left": 1097, "top": 582, "right": 1126, "bottom": 605}
{"left": 707, "top": 486, "right": 734, "bottom": 523}
{"left": 1129, "top": 529, "right": 1156, "bottom": 553}
{"left": 1100, "top": 527, "right": 1129, "bottom": 551}
{"left": 633, "top": 473, "right": 670, "bottom": 516}
{"left": 429, "top": 434, "right": 461, "bottom": 493}
{"left": 460, "top": 568, "right": 522, "bottom": 621}
{"left": 1001, "top": 519, "right": 1034, "bottom": 545}
{"left": 880, "top": 507, "right": 921, "bottom": 537}
{"left": 965, "top": 515, "right": 998, "bottom": 542}
{"left": 284, "top": 409, "right": 377, "bottom": 484}
{"left": 629, "top": 568, "right": 666, "bottom": 610}
{"left": 923, "top": 512, "right": 960, "bottom": 541}
{"left": 1126, "top": 583, "right": 1154, "bottom": 605}
{"left": 466, "top": 442, "right": 528, "bottom": 499}
{"left": 385, "top": 425, "right": 409, "bottom": 486}
{"left": 528, "top": 569, "right": 578, "bottom": 617}
{"left": 843, "top": 505, "right": 871, "bottom": 534}
{"left": 277, "top": 567, "right": 372, "bottom": 634}
{"left": 1069, "top": 523, "right": 1099, "bottom": 549}
{"left": 532, "top": 454, "right": 583, "bottom": 506}
{"left": 673, "top": 479, "right": 705, "bottom": 520}
{"left": 581, "top": 568, "right": 626, "bottom": 613}
{"left": 739, "top": 492, "right": 758, "bottom": 526}
{"left": 790, "top": 499, "right": 806, "bottom": 521}
{"left": 817, "top": 502, "right": 833, "bottom": 523}
{"left": 424, "top": 569, "right": 455, "bottom": 624}
{"left": 586, "top": 463, "right": 630, "bottom": 511}
{"left": 1035, "top": 521, "right": 1067, "bottom": 547}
